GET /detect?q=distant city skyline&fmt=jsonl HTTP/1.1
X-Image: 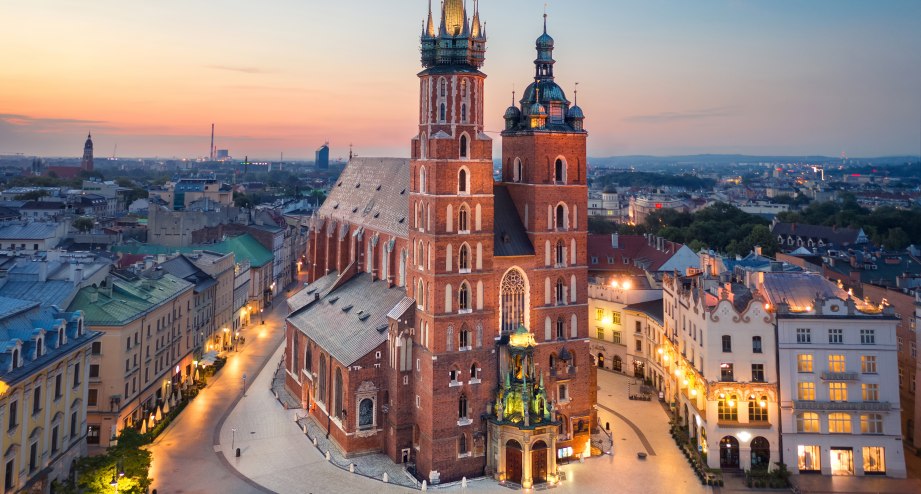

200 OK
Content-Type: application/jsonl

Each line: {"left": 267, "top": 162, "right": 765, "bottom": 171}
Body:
{"left": 1, "top": 0, "right": 920, "bottom": 160}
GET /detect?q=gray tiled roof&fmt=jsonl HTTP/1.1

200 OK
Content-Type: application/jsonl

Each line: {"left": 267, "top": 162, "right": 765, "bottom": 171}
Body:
{"left": 493, "top": 185, "right": 534, "bottom": 257}
{"left": 318, "top": 158, "right": 410, "bottom": 239}
{"left": 287, "top": 271, "right": 339, "bottom": 313}
{"left": 0, "top": 281, "right": 78, "bottom": 308}
{"left": 287, "top": 273, "right": 406, "bottom": 366}
{"left": 0, "top": 223, "right": 59, "bottom": 240}
{"left": 624, "top": 299, "right": 665, "bottom": 325}
{"left": 761, "top": 272, "right": 848, "bottom": 308}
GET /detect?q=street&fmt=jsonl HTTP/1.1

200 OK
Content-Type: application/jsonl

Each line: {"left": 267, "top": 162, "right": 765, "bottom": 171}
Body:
{"left": 146, "top": 296, "right": 288, "bottom": 494}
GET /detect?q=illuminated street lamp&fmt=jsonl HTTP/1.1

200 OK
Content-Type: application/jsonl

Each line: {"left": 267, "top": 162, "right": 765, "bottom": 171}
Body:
{"left": 260, "top": 308, "right": 265, "bottom": 324}
{"left": 110, "top": 465, "right": 125, "bottom": 493}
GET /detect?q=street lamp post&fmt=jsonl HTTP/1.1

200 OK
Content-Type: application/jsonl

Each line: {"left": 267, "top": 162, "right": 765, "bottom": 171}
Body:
{"left": 242, "top": 373, "right": 247, "bottom": 397}
{"left": 232, "top": 428, "right": 236, "bottom": 452}
{"left": 109, "top": 465, "right": 125, "bottom": 493}
{"left": 260, "top": 308, "right": 264, "bottom": 325}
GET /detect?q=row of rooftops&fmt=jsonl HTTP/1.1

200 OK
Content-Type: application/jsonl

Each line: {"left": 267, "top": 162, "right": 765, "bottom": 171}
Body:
{"left": 0, "top": 296, "right": 98, "bottom": 387}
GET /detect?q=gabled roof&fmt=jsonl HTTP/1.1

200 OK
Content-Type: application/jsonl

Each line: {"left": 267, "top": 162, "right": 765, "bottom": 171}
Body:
{"left": 587, "top": 234, "right": 684, "bottom": 272}
{"left": 159, "top": 256, "right": 217, "bottom": 293}
{"left": 68, "top": 272, "right": 193, "bottom": 326}
{"left": 318, "top": 158, "right": 410, "bottom": 238}
{"left": 771, "top": 222, "right": 863, "bottom": 246}
{"left": 493, "top": 185, "right": 534, "bottom": 257}
{"left": 287, "top": 273, "right": 405, "bottom": 367}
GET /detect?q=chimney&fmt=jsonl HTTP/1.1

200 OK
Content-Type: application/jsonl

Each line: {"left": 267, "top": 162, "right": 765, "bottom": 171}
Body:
{"left": 72, "top": 266, "right": 83, "bottom": 286}
{"left": 611, "top": 233, "right": 619, "bottom": 249}
{"left": 88, "top": 289, "right": 98, "bottom": 303}
{"left": 38, "top": 262, "right": 48, "bottom": 282}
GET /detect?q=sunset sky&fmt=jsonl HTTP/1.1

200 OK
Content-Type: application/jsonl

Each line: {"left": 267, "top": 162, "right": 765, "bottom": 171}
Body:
{"left": 1, "top": 0, "right": 919, "bottom": 160}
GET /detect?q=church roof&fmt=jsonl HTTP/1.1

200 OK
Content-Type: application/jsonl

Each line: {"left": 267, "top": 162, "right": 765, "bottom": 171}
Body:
{"left": 493, "top": 185, "right": 534, "bottom": 257}
{"left": 287, "top": 273, "right": 405, "bottom": 367}
{"left": 318, "top": 158, "right": 410, "bottom": 239}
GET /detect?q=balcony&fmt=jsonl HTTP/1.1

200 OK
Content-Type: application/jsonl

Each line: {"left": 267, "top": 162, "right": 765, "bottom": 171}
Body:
{"left": 820, "top": 371, "right": 859, "bottom": 381}
{"left": 792, "top": 400, "right": 892, "bottom": 412}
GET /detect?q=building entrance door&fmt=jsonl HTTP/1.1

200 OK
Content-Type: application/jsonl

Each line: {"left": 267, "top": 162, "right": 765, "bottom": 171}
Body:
{"left": 830, "top": 448, "right": 854, "bottom": 476}
{"left": 531, "top": 441, "right": 548, "bottom": 484}
{"left": 719, "top": 436, "right": 740, "bottom": 469}
{"left": 505, "top": 440, "right": 523, "bottom": 484}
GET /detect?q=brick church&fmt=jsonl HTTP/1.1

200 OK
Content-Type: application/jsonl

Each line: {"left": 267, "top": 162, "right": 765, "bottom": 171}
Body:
{"left": 285, "top": 1, "right": 596, "bottom": 487}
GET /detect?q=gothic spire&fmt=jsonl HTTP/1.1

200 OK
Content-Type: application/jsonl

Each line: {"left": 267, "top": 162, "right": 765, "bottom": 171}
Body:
{"left": 427, "top": 0, "right": 435, "bottom": 36}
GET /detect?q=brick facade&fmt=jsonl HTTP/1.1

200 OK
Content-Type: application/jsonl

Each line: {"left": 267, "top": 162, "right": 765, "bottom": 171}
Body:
{"left": 285, "top": 3, "right": 595, "bottom": 486}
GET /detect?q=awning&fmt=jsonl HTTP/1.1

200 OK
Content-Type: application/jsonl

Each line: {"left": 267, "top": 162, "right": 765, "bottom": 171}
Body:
{"left": 199, "top": 350, "right": 218, "bottom": 367}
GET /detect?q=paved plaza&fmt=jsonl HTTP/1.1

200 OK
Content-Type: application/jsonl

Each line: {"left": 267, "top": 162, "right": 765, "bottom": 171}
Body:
{"left": 145, "top": 299, "right": 920, "bottom": 494}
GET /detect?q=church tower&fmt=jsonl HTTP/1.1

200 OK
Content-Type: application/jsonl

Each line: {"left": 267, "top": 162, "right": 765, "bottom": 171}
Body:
{"left": 406, "top": 0, "right": 496, "bottom": 484}
{"left": 80, "top": 132, "right": 94, "bottom": 172}
{"left": 488, "top": 15, "right": 595, "bottom": 487}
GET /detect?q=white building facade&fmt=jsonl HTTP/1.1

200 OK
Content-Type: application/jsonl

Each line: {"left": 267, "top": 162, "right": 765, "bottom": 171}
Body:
{"left": 663, "top": 274, "right": 780, "bottom": 472}
{"left": 762, "top": 272, "right": 907, "bottom": 478}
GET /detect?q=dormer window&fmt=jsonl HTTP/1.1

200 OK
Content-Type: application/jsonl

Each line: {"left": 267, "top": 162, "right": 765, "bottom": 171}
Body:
{"left": 77, "top": 320, "right": 83, "bottom": 337}
{"left": 36, "top": 337, "right": 43, "bottom": 358}
{"left": 58, "top": 328, "right": 65, "bottom": 348}
{"left": 11, "top": 348, "right": 20, "bottom": 369}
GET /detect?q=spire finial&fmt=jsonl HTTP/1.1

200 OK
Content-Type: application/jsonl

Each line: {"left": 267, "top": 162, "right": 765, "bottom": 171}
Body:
{"left": 574, "top": 81, "right": 579, "bottom": 106}
{"left": 543, "top": 3, "right": 548, "bottom": 34}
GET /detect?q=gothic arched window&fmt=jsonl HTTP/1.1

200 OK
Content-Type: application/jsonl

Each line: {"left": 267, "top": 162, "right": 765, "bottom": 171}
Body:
{"left": 459, "top": 244, "right": 470, "bottom": 271}
{"left": 555, "top": 277, "right": 565, "bottom": 305}
{"left": 317, "top": 354, "right": 327, "bottom": 404}
{"left": 460, "top": 135, "right": 468, "bottom": 158}
{"left": 334, "top": 367, "right": 343, "bottom": 418}
{"left": 555, "top": 158, "right": 565, "bottom": 183}
{"left": 556, "top": 204, "right": 566, "bottom": 229}
{"left": 440, "top": 78, "right": 447, "bottom": 97}
{"left": 514, "top": 158, "right": 523, "bottom": 182}
{"left": 458, "top": 283, "right": 470, "bottom": 311}
{"left": 556, "top": 240, "right": 565, "bottom": 266}
{"left": 500, "top": 269, "right": 528, "bottom": 334}
{"left": 461, "top": 79, "right": 467, "bottom": 97}
{"left": 459, "top": 168, "right": 468, "bottom": 192}
{"left": 458, "top": 395, "right": 468, "bottom": 419}
{"left": 440, "top": 103, "right": 446, "bottom": 122}
{"left": 556, "top": 317, "right": 565, "bottom": 339}
{"left": 458, "top": 205, "right": 469, "bottom": 232}
{"left": 461, "top": 104, "right": 467, "bottom": 123}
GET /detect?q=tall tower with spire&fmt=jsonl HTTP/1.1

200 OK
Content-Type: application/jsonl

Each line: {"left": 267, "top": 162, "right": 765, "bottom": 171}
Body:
{"left": 81, "top": 132, "right": 94, "bottom": 172}
{"left": 403, "top": 0, "right": 495, "bottom": 484}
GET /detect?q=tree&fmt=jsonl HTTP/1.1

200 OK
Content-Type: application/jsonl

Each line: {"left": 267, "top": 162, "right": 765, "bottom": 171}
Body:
{"left": 233, "top": 192, "right": 254, "bottom": 209}
{"left": 72, "top": 217, "right": 94, "bottom": 233}
{"left": 54, "top": 429, "right": 153, "bottom": 494}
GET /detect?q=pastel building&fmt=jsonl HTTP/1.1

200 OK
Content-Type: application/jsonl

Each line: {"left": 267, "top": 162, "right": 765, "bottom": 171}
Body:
{"left": 0, "top": 298, "right": 99, "bottom": 492}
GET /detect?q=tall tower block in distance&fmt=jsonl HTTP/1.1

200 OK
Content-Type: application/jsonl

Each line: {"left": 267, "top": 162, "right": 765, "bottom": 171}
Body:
{"left": 210, "top": 124, "right": 215, "bottom": 161}
{"left": 315, "top": 142, "right": 330, "bottom": 169}
{"left": 80, "top": 132, "right": 94, "bottom": 172}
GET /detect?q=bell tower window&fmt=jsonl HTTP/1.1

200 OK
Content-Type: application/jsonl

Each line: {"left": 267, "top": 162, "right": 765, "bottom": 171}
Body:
{"left": 514, "top": 158, "right": 523, "bottom": 182}
{"left": 461, "top": 104, "right": 467, "bottom": 123}
{"left": 440, "top": 79, "right": 447, "bottom": 97}
{"left": 440, "top": 104, "right": 446, "bottom": 123}
{"left": 458, "top": 206, "right": 469, "bottom": 233}
{"left": 555, "top": 158, "right": 566, "bottom": 183}
{"left": 460, "top": 135, "right": 468, "bottom": 158}
{"left": 458, "top": 168, "right": 468, "bottom": 193}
